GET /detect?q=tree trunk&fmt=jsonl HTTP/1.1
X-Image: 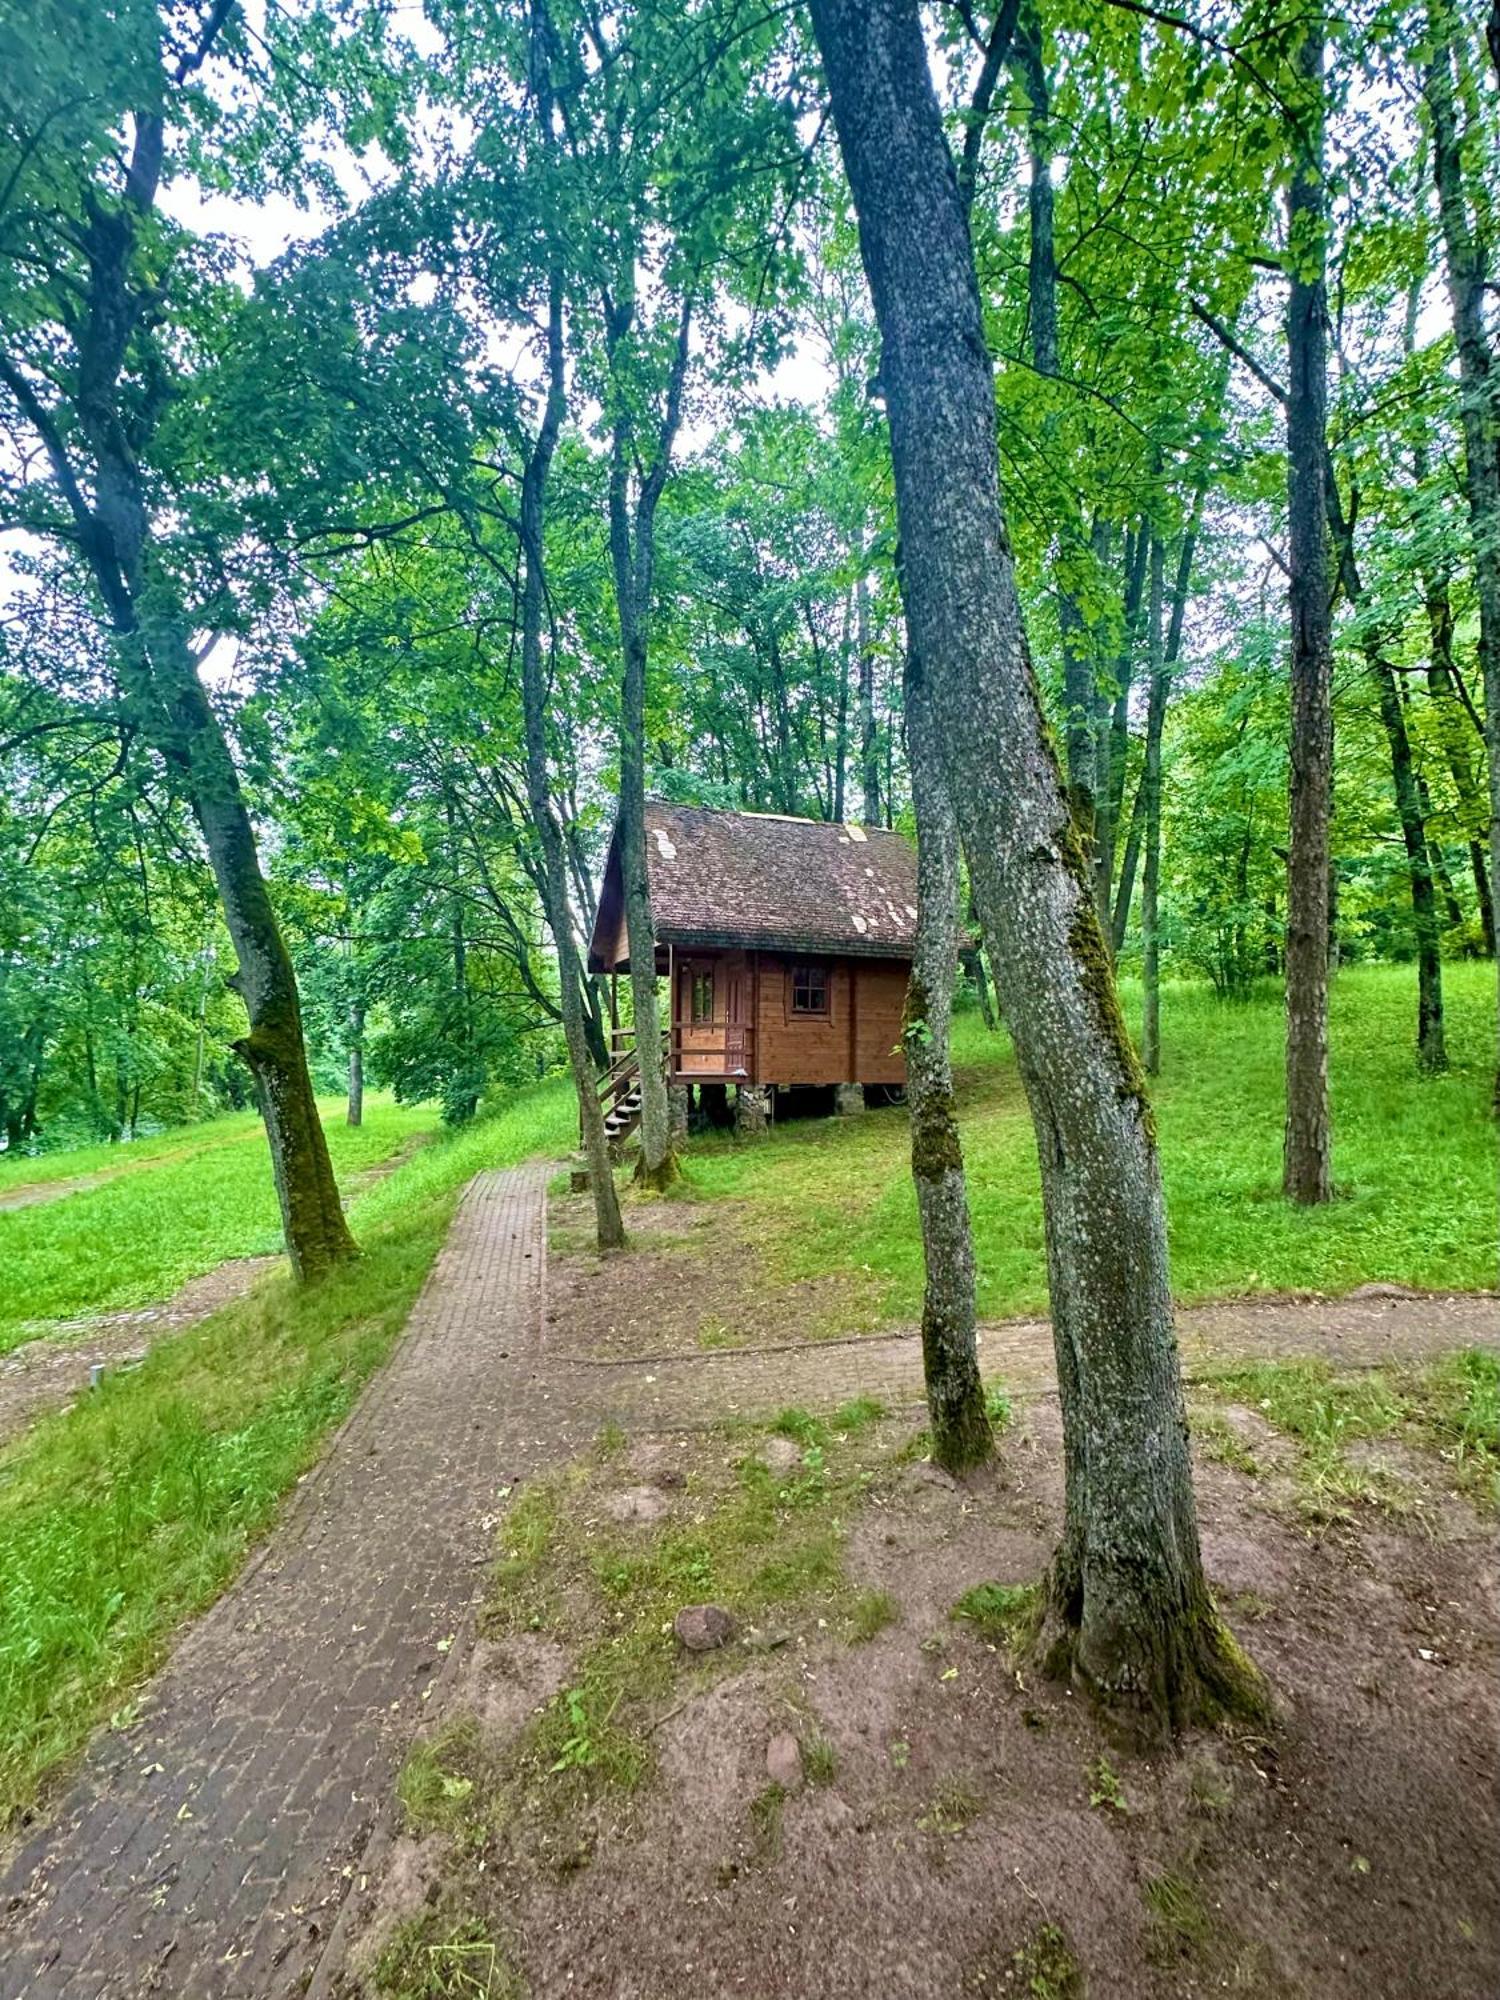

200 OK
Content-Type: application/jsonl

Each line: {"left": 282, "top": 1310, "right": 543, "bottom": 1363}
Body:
{"left": 856, "top": 566, "right": 881, "bottom": 825}
{"left": 1113, "top": 502, "right": 1203, "bottom": 954}
{"left": 961, "top": 933, "right": 998, "bottom": 1030}
{"left": 605, "top": 293, "right": 690, "bottom": 1190}
{"left": 185, "top": 697, "right": 356, "bottom": 1275}
{"left": 903, "top": 662, "right": 990, "bottom": 1474}
{"left": 0, "top": 94, "right": 353, "bottom": 1281}
{"left": 1427, "top": 0, "right": 1500, "bottom": 1104}
{"left": 1370, "top": 648, "right": 1448, "bottom": 1071}
{"left": 1424, "top": 573, "right": 1495, "bottom": 953}
{"left": 1282, "top": 15, "right": 1335, "bottom": 1203}
{"left": 834, "top": 586, "right": 852, "bottom": 822}
{"left": 1096, "top": 525, "right": 1150, "bottom": 930}
{"left": 1016, "top": 4, "right": 1097, "bottom": 848}
{"left": 347, "top": 996, "right": 365, "bottom": 1127}
{"left": 809, "top": 0, "right": 1266, "bottom": 1741}
{"left": 1141, "top": 538, "right": 1167, "bottom": 1076}
{"left": 523, "top": 278, "right": 625, "bottom": 1252}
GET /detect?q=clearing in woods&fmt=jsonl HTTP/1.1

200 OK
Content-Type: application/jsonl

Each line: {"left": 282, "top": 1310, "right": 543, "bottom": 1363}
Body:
{"left": 0, "top": 1138, "right": 1494, "bottom": 1998}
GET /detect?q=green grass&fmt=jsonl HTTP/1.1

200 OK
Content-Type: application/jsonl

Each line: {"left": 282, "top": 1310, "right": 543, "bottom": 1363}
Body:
{"left": 1205, "top": 1347, "right": 1500, "bottom": 1517}
{"left": 375, "top": 1914, "right": 524, "bottom": 2000}
{"left": 951, "top": 1580, "right": 1042, "bottom": 1651}
{"left": 0, "top": 1074, "right": 574, "bottom": 1829}
{"left": 673, "top": 963, "right": 1498, "bottom": 1321}
{"left": 0, "top": 1094, "right": 442, "bottom": 1353}
{"left": 0, "top": 1110, "right": 269, "bottom": 1194}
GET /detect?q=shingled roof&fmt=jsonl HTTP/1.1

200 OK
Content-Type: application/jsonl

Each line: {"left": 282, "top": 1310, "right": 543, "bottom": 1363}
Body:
{"left": 587, "top": 803, "right": 919, "bottom": 970}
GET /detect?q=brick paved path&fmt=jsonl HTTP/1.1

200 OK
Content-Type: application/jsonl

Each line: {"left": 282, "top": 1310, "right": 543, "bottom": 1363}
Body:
{"left": 1, "top": 1165, "right": 576, "bottom": 2000}
{"left": 3, "top": 1157, "right": 1494, "bottom": 2000}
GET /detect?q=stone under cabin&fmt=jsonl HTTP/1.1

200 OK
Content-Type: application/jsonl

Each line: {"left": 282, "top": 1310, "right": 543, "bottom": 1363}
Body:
{"left": 586, "top": 802, "right": 918, "bottom": 1138}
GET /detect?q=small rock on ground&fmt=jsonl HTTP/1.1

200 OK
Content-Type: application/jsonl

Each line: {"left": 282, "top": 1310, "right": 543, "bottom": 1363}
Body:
{"left": 759, "top": 1436, "right": 804, "bottom": 1474}
{"left": 674, "top": 1604, "right": 737, "bottom": 1652}
{"left": 766, "top": 1732, "right": 804, "bottom": 1792}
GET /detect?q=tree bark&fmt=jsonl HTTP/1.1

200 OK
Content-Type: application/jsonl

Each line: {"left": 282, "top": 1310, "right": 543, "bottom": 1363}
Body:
{"left": 1015, "top": 1, "right": 1094, "bottom": 846}
{"left": 1113, "top": 504, "right": 1201, "bottom": 952}
{"left": 605, "top": 292, "right": 691, "bottom": 1189}
{"left": 1282, "top": 15, "right": 1335, "bottom": 1203}
{"left": 347, "top": 996, "right": 365, "bottom": 1128}
{"left": 1371, "top": 646, "right": 1448, "bottom": 1070}
{"left": 0, "top": 82, "right": 352, "bottom": 1280}
{"left": 809, "top": 0, "right": 1266, "bottom": 1740}
{"left": 856, "top": 564, "right": 881, "bottom": 825}
{"left": 1141, "top": 538, "right": 1167, "bottom": 1075}
{"left": 1426, "top": 0, "right": 1500, "bottom": 1106}
{"left": 1425, "top": 581, "right": 1495, "bottom": 953}
{"left": 903, "top": 663, "right": 990, "bottom": 1473}
{"left": 522, "top": 276, "right": 624, "bottom": 1252}
{"left": 1096, "top": 525, "right": 1150, "bottom": 929}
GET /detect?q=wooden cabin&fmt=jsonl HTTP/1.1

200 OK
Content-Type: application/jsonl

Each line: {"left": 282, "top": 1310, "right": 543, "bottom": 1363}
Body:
{"left": 586, "top": 804, "right": 917, "bottom": 1108}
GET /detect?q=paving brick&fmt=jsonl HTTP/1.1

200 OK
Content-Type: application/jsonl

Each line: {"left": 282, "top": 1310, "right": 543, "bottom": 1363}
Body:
{"left": 0, "top": 1166, "right": 549, "bottom": 2000}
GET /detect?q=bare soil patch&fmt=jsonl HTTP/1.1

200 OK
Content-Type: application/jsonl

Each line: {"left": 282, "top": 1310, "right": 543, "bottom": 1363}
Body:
{"left": 338, "top": 1396, "right": 1498, "bottom": 2000}
{"left": 549, "top": 1189, "right": 1497, "bottom": 1377}
{"left": 547, "top": 1189, "right": 884, "bottom": 1357}
{"left": 0, "top": 1256, "right": 280, "bottom": 1449}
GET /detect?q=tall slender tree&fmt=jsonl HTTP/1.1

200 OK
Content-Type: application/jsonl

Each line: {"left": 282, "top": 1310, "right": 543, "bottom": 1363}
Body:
{"left": 903, "top": 663, "right": 990, "bottom": 1472}
{"left": 1424, "top": 0, "right": 1500, "bottom": 1107}
{"left": 808, "top": 0, "right": 1267, "bottom": 1738}
{"left": 0, "top": 3, "right": 353, "bottom": 1276}
{"left": 1281, "top": 11, "right": 1335, "bottom": 1202}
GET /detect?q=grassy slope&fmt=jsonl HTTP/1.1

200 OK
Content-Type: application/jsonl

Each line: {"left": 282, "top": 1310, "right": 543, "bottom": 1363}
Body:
{"left": 0, "top": 1077, "right": 575, "bottom": 1830}
{"left": 0, "top": 1112, "right": 267, "bottom": 1196}
{"left": 681, "top": 963, "right": 1498, "bottom": 1321}
{"left": 0, "top": 1096, "right": 436, "bottom": 1352}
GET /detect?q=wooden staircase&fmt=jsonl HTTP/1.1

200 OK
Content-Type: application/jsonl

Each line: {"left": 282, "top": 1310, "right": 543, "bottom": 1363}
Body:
{"left": 603, "top": 1067, "right": 644, "bottom": 1152}
{"left": 593, "top": 1030, "right": 660, "bottom": 1158}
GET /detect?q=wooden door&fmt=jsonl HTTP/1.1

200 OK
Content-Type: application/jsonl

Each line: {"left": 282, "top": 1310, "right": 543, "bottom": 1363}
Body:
{"left": 724, "top": 962, "right": 747, "bottom": 1074}
{"left": 676, "top": 958, "right": 719, "bottom": 1075}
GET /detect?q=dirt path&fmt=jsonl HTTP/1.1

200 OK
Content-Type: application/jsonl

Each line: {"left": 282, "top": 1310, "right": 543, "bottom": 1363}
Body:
{"left": 0, "top": 1258, "right": 282, "bottom": 1453}
{"left": 0, "top": 1166, "right": 1493, "bottom": 1999}
{"left": 0, "top": 1127, "right": 265, "bottom": 1214}
{"left": 557, "top": 1287, "right": 1500, "bottom": 1430}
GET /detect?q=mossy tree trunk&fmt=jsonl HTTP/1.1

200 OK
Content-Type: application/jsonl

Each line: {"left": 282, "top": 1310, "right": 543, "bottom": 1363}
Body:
{"left": 809, "top": 0, "right": 1268, "bottom": 1741}
{"left": 1426, "top": 0, "right": 1500, "bottom": 1108}
{"left": 520, "top": 272, "right": 625, "bottom": 1253}
{"left": 1282, "top": 14, "right": 1335, "bottom": 1202}
{"left": 183, "top": 677, "right": 355, "bottom": 1277}
{"left": 0, "top": 83, "right": 353, "bottom": 1281}
{"left": 903, "top": 663, "right": 990, "bottom": 1474}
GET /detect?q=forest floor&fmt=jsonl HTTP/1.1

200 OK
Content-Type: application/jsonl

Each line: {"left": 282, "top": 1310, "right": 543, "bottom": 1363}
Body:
{"left": 0, "top": 965, "right": 1495, "bottom": 1997}
{"left": 4, "top": 1158, "right": 1493, "bottom": 1999}
{"left": 344, "top": 1175, "right": 1495, "bottom": 2000}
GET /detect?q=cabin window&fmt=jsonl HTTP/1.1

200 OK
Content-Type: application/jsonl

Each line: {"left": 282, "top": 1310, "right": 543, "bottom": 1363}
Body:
{"left": 790, "top": 964, "right": 829, "bottom": 1017}
{"left": 690, "top": 971, "right": 715, "bottom": 1024}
